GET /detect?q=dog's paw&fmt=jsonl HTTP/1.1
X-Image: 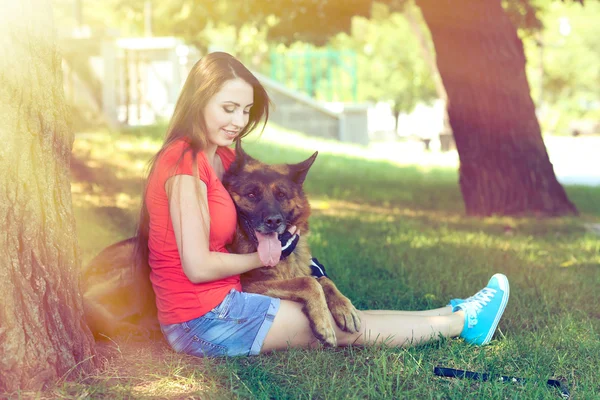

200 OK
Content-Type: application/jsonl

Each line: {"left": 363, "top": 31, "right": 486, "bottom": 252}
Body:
{"left": 344, "top": 306, "right": 362, "bottom": 333}
{"left": 331, "top": 300, "right": 362, "bottom": 334}
{"left": 313, "top": 319, "right": 337, "bottom": 347}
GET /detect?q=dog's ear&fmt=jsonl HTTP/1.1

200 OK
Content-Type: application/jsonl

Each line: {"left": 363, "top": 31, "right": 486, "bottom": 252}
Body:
{"left": 289, "top": 151, "right": 318, "bottom": 185}
{"left": 234, "top": 139, "right": 256, "bottom": 166}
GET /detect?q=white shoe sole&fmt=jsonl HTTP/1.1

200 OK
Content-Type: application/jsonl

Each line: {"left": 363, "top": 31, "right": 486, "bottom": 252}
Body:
{"left": 481, "top": 273, "right": 510, "bottom": 345}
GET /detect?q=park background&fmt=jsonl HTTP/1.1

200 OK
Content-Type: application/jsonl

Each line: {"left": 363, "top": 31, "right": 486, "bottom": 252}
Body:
{"left": 0, "top": 0, "right": 599, "bottom": 398}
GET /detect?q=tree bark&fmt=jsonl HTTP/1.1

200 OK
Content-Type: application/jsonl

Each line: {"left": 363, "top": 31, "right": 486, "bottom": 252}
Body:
{"left": 0, "top": 0, "right": 98, "bottom": 392}
{"left": 416, "top": 0, "right": 578, "bottom": 216}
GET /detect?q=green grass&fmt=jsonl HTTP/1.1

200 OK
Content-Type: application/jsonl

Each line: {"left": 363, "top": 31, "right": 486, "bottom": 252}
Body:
{"left": 52, "top": 124, "right": 600, "bottom": 399}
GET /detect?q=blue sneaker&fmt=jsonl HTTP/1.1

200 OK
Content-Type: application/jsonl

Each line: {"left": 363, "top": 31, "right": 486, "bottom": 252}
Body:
{"left": 448, "top": 298, "right": 466, "bottom": 308}
{"left": 446, "top": 274, "right": 503, "bottom": 308}
{"left": 453, "top": 273, "right": 510, "bottom": 346}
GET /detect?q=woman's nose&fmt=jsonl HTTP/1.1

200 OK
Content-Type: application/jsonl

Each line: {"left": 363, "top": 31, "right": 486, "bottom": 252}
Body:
{"left": 232, "top": 110, "right": 245, "bottom": 127}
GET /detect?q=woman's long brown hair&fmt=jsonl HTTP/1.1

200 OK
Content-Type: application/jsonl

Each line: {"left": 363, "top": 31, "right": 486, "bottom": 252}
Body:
{"left": 133, "top": 52, "right": 270, "bottom": 298}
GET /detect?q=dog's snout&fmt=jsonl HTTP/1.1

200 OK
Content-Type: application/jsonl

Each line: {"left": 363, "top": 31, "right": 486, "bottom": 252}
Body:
{"left": 264, "top": 214, "right": 284, "bottom": 230}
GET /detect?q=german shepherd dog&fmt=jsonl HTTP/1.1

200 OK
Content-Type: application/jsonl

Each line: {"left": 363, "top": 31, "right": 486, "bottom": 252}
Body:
{"left": 82, "top": 143, "right": 361, "bottom": 345}
{"left": 222, "top": 142, "right": 361, "bottom": 346}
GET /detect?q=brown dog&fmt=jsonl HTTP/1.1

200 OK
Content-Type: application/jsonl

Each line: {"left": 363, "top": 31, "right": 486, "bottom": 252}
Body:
{"left": 222, "top": 142, "right": 361, "bottom": 346}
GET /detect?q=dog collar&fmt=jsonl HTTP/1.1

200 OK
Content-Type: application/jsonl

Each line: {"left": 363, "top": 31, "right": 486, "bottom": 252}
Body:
{"left": 310, "top": 258, "right": 328, "bottom": 278}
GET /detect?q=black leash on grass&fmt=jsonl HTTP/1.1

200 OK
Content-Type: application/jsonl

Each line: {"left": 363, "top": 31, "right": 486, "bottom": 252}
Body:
{"left": 433, "top": 366, "right": 570, "bottom": 399}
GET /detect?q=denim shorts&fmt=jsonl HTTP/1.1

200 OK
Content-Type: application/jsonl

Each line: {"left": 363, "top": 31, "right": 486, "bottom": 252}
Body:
{"left": 160, "top": 289, "right": 280, "bottom": 357}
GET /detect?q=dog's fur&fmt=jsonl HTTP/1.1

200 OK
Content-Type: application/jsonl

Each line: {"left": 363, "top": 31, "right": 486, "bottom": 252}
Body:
{"left": 222, "top": 142, "right": 360, "bottom": 346}
{"left": 82, "top": 143, "right": 360, "bottom": 345}
{"left": 81, "top": 237, "right": 159, "bottom": 339}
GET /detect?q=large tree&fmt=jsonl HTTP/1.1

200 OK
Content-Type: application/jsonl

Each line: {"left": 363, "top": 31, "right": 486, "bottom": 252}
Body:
{"left": 0, "top": 0, "right": 98, "bottom": 392}
{"left": 415, "top": 0, "right": 577, "bottom": 216}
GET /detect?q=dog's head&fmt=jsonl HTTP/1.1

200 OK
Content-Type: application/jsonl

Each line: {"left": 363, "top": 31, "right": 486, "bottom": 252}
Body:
{"left": 222, "top": 140, "right": 317, "bottom": 257}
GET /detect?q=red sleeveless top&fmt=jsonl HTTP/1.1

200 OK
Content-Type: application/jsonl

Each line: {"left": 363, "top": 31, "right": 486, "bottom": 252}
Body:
{"left": 146, "top": 139, "right": 240, "bottom": 324}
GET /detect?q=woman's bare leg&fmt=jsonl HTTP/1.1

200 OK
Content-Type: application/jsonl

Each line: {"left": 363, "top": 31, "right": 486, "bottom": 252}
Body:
{"left": 261, "top": 300, "right": 464, "bottom": 352}
{"left": 363, "top": 306, "right": 453, "bottom": 317}
{"left": 351, "top": 309, "right": 463, "bottom": 346}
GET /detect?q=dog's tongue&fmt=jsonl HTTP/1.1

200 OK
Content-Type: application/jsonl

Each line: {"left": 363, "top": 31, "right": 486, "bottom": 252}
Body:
{"left": 255, "top": 231, "right": 281, "bottom": 267}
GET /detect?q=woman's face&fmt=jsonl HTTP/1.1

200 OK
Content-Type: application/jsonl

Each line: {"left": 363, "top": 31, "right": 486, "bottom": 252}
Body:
{"left": 203, "top": 78, "right": 254, "bottom": 148}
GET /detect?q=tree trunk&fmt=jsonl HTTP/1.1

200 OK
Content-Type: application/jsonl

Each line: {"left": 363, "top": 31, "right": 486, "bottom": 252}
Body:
{"left": 0, "top": 0, "right": 98, "bottom": 392}
{"left": 416, "top": 0, "right": 578, "bottom": 216}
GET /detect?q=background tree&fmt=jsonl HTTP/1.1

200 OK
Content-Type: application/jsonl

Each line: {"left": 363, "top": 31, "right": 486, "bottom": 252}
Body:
{"left": 0, "top": 0, "right": 98, "bottom": 392}
{"left": 331, "top": 3, "right": 438, "bottom": 130}
{"left": 523, "top": 0, "right": 600, "bottom": 134}
{"left": 415, "top": 0, "right": 577, "bottom": 216}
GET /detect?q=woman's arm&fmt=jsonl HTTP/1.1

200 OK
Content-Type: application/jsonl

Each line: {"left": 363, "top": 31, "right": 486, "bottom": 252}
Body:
{"left": 166, "top": 174, "right": 264, "bottom": 283}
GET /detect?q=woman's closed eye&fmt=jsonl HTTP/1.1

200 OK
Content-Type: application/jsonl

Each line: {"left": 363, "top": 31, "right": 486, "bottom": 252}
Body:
{"left": 224, "top": 106, "right": 251, "bottom": 115}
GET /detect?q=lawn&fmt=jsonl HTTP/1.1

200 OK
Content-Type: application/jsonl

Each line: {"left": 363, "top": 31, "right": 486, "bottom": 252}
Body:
{"left": 48, "top": 124, "right": 600, "bottom": 398}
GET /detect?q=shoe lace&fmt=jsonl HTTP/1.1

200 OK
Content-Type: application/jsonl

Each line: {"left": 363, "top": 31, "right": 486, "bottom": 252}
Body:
{"left": 462, "top": 288, "right": 497, "bottom": 328}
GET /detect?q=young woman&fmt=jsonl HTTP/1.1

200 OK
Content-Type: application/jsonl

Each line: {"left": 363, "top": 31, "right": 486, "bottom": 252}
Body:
{"left": 134, "top": 52, "right": 510, "bottom": 357}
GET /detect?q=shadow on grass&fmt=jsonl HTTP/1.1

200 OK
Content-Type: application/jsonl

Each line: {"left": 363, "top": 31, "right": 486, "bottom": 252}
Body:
{"left": 565, "top": 185, "right": 600, "bottom": 217}
{"left": 71, "top": 134, "right": 149, "bottom": 262}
